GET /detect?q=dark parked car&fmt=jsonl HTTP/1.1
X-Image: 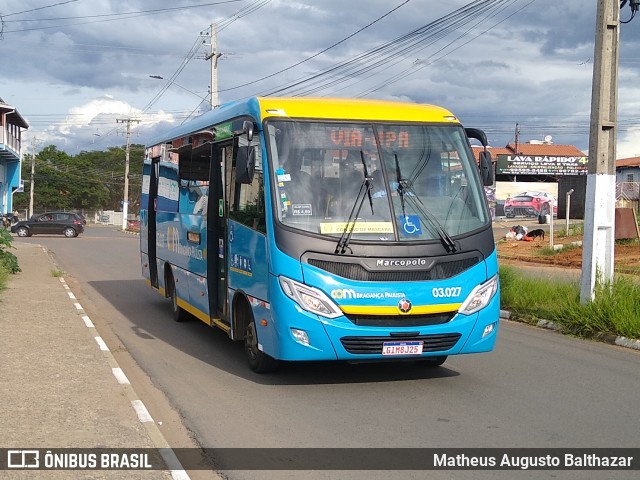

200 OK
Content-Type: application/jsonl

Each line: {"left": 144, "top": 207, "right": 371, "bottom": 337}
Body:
{"left": 11, "top": 212, "right": 85, "bottom": 238}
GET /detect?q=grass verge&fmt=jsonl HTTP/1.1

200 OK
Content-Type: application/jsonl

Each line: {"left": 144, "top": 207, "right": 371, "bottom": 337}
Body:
{"left": 0, "top": 265, "right": 8, "bottom": 297}
{"left": 0, "top": 228, "right": 20, "bottom": 294}
{"left": 499, "top": 264, "right": 640, "bottom": 339}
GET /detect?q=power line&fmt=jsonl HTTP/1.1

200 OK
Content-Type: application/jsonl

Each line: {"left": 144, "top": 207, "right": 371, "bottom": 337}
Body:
{"left": 2, "top": 0, "right": 80, "bottom": 18}
{"left": 2, "top": 0, "right": 243, "bottom": 33}
{"left": 4, "top": 1, "right": 241, "bottom": 22}
{"left": 356, "top": 0, "right": 534, "bottom": 98}
{"left": 217, "top": 0, "right": 412, "bottom": 93}
{"left": 256, "top": 0, "right": 510, "bottom": 98}
{"left": 140, "top": 0, "right": 273, "bottom": 114}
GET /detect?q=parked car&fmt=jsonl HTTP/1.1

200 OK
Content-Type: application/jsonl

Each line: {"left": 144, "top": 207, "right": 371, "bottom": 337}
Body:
{"left": 11, "top": 212, "right": 85, "bottom": 238}
{"left": 127, "top": 219, "right": 140, "bottom": 231}
{"left": 504, "top": 191, "right": 557, "bottom": 218}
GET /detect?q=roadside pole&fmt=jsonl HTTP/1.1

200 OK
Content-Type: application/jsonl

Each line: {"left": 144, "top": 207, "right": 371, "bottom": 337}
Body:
{"left": 116, "top": 118, "right": 140, "bottom": 231}
{"left": 549, "top": 199, "right": 554, "bottom": 250}
{"left": 565, "top": 189, "right": 574, "bottom": 236}
{"left": 580, "top": 0, "right": 619, "bottom": 303}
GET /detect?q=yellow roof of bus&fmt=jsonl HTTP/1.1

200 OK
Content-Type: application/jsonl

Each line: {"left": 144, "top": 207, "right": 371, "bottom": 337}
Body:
{"left": 256, "top": 97, "right": 459, "bottom": 124}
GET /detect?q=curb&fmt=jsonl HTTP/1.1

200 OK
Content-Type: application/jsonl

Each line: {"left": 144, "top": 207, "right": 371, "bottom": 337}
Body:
{"left": 44, "top": 247, "right": 192, "bottom": 480}
{"left": 499, "top": 309, "right": 640, "bottom": 351}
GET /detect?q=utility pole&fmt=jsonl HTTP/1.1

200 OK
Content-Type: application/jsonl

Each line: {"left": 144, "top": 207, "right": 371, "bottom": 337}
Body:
{"left": 580, "top": 0, "right": 619, "bottom": 303}
{"left": 116, "top": 118, "right": 140, "bottom": 231}
{"left": 205, "top": 23, "right": 222, "bottom": 108}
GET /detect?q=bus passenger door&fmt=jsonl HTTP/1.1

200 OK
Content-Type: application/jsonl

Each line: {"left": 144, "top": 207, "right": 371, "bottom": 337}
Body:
{"left": 148, "top": 158, "right": 160, "bottom": 288}
{"left": 207, "top": 142, "right": 231, "bottom": 322}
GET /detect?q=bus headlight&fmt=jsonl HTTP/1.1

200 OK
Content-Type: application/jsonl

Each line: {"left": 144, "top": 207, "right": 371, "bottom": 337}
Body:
{"left": 458, "top": 275, "right": 498, "bottom": 315}
{"left": 279, "top": 276, "right": 343, "bottom": 319}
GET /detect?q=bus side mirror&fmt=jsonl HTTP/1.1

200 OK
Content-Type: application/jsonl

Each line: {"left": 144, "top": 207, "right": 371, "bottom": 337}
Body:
{"left": 243, "top": 120, "right": 254, "bottom": 142}
{"left": 236, "top": 145, "right": 256, "bottom": 184}
{"left": 479, "top": 151, "right": 494, "bottom": 186}
{"left": 465, "top": 127, "right": 488, "bottom": 147}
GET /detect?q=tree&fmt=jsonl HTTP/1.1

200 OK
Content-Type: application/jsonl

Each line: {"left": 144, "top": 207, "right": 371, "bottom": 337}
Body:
{"left": 12, "top": 144, "right": 145, "bottom": 214}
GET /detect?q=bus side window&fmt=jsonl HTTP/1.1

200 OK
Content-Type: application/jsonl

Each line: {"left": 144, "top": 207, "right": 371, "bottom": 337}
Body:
{"left": 230, "top": 139, "right": 266, "bottom": 233}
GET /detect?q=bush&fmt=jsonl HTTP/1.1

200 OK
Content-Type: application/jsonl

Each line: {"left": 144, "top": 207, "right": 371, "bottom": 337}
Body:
{"left": 0, "top": 264, "right": 8, "bottom": 295}
{"left": 0, "top": 228, "right": 20, "bottom": 274}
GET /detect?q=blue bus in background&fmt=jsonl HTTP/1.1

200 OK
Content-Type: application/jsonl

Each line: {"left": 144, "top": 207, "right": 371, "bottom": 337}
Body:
{"left": 141, "top": 97, "right": 498, "bottom": 372}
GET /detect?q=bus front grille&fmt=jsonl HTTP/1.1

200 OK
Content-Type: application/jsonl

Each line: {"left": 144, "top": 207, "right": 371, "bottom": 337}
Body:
{"left": 307, "top": 257, "right": 479, "bottom": 282}
{"left": 340, "top": 333, "right": 461, "bottom": 355}
{"left": 344, "top": 313, "right": 455, "bottom": 327}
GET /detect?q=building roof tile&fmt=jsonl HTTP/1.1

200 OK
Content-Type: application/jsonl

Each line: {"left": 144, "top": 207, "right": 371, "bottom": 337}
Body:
{"left": 616, "top": 156, "right": 640, "bottom": 168}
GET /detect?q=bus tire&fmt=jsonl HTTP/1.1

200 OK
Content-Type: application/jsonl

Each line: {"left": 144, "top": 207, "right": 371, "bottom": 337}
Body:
{"left": 167, "top": 271, "right": 189, "bottom": 322}
{"left": 416, "top": 355, "right": 447, "bottom": 367}
{"left": 244, "top": 316, "right": 279, "bottom": 373}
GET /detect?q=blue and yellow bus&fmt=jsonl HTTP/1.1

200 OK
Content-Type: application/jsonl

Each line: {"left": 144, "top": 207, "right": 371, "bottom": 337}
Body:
{"left": 141, "top": 97, "right": 498, "bottom": 372}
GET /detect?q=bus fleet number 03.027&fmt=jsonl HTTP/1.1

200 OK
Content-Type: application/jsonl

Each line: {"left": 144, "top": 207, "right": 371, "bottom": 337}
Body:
{"left": 432, "top": 287, "right": 462, "bottom": 298}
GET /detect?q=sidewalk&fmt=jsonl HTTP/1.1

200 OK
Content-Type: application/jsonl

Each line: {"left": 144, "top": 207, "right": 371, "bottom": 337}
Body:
{"left": 0, "top": 243, "right": 181, "bottom": 479}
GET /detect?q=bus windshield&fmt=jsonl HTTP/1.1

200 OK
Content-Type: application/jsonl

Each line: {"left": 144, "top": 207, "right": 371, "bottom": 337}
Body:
{"left": 267, "top": 120, "right": 489, "bottom": 243}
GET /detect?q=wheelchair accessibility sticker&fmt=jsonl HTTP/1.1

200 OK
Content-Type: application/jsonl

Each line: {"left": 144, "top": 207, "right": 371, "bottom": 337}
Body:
{"left": 400, "top": 215, "right": 422, "bottom": 236}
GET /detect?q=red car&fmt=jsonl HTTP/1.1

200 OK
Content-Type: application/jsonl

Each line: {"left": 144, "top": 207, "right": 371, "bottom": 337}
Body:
{"left": 504, "top": 191, "right": 557, "bottom": 218}
{"left": 127, "top": 219, "right": 140, "bottom": 231}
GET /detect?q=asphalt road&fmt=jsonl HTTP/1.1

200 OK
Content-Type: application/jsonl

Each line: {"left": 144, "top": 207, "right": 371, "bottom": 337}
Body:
{"left": 16, "top": 225, "right": 640, "bottom": 480}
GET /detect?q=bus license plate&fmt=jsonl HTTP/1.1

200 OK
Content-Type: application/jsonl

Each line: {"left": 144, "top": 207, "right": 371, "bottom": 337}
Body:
{"left": 382, "top": 341, "right": 423, "bottom": 356}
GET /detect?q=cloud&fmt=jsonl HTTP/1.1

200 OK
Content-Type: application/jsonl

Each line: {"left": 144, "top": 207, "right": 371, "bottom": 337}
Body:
{"left": 37, "top": 96, "right": 175, "bottom": 152}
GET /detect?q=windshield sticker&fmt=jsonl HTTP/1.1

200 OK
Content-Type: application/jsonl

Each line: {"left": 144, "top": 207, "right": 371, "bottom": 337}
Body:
{"left": 400, "top": 215, "right": 422, "bottom": 235}
{"left": 320, "top": 222, "right": 394, "bottom": 234}
{"left": 292, "top": 204, "right": 312, "bottom": 216}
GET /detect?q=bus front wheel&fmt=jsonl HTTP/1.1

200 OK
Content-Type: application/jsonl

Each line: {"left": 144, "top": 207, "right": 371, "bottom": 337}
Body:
{"left": 244, "top": 317, "right": 279, "bottom": 373}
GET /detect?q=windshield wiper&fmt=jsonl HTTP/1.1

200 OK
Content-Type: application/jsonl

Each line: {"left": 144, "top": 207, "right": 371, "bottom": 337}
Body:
{"left": 335, "top": 151, "right": 374, "bottom": 255}
{"left": 394, "top": 154, "right": 457, "bottom": 253}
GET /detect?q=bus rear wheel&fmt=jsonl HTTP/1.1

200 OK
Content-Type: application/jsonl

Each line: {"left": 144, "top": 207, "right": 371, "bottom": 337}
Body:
{"left": 244, "top": 317, "right": 279, "bottom": 373}
{"left": 167, "top": 272, "right": 189, "bottom": 322}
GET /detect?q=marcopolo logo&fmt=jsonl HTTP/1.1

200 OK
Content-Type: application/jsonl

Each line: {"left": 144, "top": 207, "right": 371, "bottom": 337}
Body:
{"left": 375, "top": 258, "right": 428, "bottom": 268}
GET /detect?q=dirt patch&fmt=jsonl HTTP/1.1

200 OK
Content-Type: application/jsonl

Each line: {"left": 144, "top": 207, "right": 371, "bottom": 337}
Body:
{"left": 496, "top": 233, "right": 640, "bottom": 273}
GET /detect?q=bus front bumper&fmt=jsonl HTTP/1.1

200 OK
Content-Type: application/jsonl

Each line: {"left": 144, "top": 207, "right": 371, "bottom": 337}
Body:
{"left": 265, "top": 292, "right": 500, "bottom": 362}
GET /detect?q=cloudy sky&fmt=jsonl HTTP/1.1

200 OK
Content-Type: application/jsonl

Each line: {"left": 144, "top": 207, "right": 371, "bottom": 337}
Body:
{"left": 2, "top": 0, "right": 640, "bottom": 158}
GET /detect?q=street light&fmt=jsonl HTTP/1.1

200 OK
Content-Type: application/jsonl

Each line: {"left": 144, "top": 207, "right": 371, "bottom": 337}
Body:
{"left": 149, "top": 75, "right": 209, "bottom": 103}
